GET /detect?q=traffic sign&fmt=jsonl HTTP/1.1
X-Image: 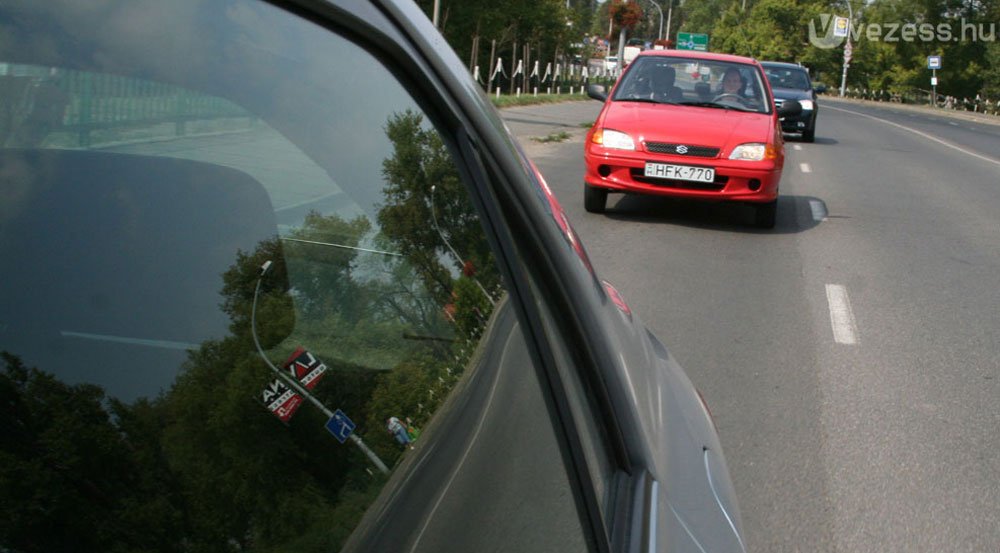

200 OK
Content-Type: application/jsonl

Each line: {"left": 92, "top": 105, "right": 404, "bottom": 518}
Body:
{"left": 927, "top": 55, "right": 942, "bottom": 70}
{"left": 843, "top": 40, "right": 853, "bottom": 63}
{"left": 676, "top": 32, "right": 709, "bottom": 52}
{"left": 325, "top": 409, "right": 356, "bottom": 444}
{"left": 833, "top": 16, "right": 850, "bottom": 38}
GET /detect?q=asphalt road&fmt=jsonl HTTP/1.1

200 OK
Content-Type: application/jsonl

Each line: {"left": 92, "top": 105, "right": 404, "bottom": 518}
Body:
{"left": 503, "top": 98, "right": 1000, "bottom": 552}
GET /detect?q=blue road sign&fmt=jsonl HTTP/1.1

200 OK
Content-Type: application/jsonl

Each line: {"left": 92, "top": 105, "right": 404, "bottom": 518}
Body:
{"left": 325, "top": 409, "right": 356, "bottom": 444}
{"left": 927, "top": 56, "right": 942, "bottom": 70}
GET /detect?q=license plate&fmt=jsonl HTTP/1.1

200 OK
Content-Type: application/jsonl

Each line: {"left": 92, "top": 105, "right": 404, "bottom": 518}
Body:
{"left": 644, "top": 162, "right": 715, "bottom": 183}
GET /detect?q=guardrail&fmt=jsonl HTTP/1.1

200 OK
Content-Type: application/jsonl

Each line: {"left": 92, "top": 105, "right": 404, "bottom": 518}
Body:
{"left": 833, "top": 86, "right": 1000, "bottom": 117}
{"left": 1, "top": 66, "right": 255, "bottom": 149}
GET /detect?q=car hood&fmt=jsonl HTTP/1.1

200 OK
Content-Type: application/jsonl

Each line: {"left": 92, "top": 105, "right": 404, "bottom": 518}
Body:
{"left": 599, "top": 101, "right": 774, "bottom": 149}
{"left": 769, "top": 87, "right": 813, "bottom": 101}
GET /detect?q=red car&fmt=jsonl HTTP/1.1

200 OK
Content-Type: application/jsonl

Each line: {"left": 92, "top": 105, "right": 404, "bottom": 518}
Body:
{"left": 584, "top": 50, "right": 802, "bottom": 228}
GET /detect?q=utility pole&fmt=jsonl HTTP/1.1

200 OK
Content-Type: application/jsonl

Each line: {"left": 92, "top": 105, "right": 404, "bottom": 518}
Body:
{"left": 839, "top": 0, "right": 854, "bottom": 97}
{"left": 665, "top": 0, "right": 673, "bottom": 44}
{"left": 616, "top": 0, "right": 628, "bottom": 76}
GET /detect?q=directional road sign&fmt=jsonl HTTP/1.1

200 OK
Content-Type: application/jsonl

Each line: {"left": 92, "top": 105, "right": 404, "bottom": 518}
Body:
{"left": 676, "top": 32, "right": 709, "bottom": 52}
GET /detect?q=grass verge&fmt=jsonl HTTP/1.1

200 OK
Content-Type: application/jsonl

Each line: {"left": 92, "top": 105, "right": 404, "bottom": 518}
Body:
{"left": 490, "top": 92, "right": 588, "bottom": 108}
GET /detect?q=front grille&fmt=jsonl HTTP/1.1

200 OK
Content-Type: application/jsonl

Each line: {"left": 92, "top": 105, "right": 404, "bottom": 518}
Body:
{"left": 774, "top": 98, "right": 785, "bottom": 108}
{"left": 645, "top": 142, "right": 720, "bottom": 158}
{"left": 630, "top": 168, "right": 728, "bottom": 190}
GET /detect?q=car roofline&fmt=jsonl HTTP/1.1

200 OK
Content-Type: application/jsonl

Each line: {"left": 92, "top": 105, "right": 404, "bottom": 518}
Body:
{"left": 635, "top": 49, "right": 760, "bottom": 65}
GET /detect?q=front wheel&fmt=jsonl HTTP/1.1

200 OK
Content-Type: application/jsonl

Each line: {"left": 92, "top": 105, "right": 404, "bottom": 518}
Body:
{"left": 801, "top": 127, "right": 815, "bottom": 142}
{"left": 754, "top": 200, "right": 777, "bottom": 229}
{"left": 584, "top": 184, "right": 608, "bottom": 213}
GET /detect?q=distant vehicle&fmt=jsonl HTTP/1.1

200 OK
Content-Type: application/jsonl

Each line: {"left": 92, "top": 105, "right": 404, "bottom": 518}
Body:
{"left": 761, "top": 61, "right": 822, "bottom": 142}
{"left": 605, "top": 55, "right": 619, "bottom": 72}
{"left": 584, "top": 50, "right": 802, "bottom": 228}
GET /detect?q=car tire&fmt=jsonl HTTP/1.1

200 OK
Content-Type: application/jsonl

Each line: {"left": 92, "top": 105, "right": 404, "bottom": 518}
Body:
{"left": 584, "top": 184, "right": 608, "bottom": 213}
{"left": 754, "top": 200, "right": 777, "bottom": 229}
{"left": 802, "top": 127, "right": 815, "bottom": 142}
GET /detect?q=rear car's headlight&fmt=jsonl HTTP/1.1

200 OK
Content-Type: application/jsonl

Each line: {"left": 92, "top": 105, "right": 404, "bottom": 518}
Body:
{"left": 729, "top": 143, "right": 777, "bottom": 161}
{"left": 799, "top": 99, "right": 814, "bottom": 110}
{"left": 592, "top": 129, "right": 636, "bottom": 151}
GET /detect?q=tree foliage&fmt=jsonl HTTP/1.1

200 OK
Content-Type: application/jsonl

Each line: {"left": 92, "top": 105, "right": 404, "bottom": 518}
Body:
{"left": 1, "top": 108, "right": 501, "bottom": 552}
{"left": 675, "top": 0, "right": 999, "bottom": 97}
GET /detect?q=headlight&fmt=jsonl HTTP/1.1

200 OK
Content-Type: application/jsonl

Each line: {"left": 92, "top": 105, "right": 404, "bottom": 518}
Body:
{"left": 799, "top": 99, "right": 814, "bottom": 110}
{"left": 592, "top": 129, "right": 635, "bottom": 150}
{"left": 729, "top": 143, "right": 777, "bottom": 161}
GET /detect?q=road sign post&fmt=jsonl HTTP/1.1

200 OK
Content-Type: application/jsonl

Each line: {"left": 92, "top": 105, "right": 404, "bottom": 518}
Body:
{"left": 927, "top": 56, "right": 942, "bottom": 107}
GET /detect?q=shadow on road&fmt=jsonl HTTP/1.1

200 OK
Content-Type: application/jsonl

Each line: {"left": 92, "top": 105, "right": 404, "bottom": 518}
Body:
{"left": 783, "top": 134, "right": 839, "bottom": 145}
{"left": 601, "top": 194, "right": 827, "bottom": 235}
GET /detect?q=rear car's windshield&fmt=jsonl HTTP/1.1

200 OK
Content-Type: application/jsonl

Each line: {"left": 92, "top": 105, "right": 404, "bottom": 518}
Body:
{"left": 612, "top": 56, "right": 771, "bottom": 114}
{"left": 763, "top": 65, "right": 813, "bottom": 90}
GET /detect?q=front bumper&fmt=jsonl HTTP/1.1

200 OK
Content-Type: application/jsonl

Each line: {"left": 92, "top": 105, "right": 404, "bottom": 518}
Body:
{"left": 779, "top": 109, "right": 814, "bottom": 132}
{"left": 584, "top": 146, "right": 782, "bottom": 204}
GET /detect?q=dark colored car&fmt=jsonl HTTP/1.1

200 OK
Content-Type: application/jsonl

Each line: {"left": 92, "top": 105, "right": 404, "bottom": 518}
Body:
{"left": 0, "top": 1, "right": 746, "bottom": 552}
{"left": 761, "top": 61, "right": 822, "bottom": 142}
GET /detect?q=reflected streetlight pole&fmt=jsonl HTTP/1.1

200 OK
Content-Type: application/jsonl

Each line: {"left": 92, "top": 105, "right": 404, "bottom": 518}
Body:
{"left": 252, "top": 260, "right": 389, "bottom": 475}
{"left": 429, "top": 185, "right": 496, "bottom": 307}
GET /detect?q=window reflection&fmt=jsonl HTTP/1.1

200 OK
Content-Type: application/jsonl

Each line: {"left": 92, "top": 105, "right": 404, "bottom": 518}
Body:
{"left": 0, "top": 71, "right": 502, "bottom": 553}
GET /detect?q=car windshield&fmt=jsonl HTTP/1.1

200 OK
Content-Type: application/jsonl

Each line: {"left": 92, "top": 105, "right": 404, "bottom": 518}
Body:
{"left": 612, "top": 56, "right": 771, "bottom": 114}
{"left": 764, "top": 66, "right": 812, "bottom": 90}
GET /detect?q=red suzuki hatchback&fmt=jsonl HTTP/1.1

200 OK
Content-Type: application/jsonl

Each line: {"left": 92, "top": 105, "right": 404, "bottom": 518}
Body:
{"left": 584, "top": 50, "right": 802, "bottom": 228}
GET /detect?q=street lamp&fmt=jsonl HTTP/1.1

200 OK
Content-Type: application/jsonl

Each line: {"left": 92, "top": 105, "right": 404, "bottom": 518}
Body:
{"left": 646, "top": 0, "right": 664, "bottom": 41}
{"left": 252, "top": 260, "right": 390, "bottom": 474}
{"left": 429, "top": 185, "right": 496, "bottom": 307}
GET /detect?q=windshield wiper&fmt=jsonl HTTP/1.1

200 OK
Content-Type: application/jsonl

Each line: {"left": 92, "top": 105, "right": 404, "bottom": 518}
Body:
{"left": 676, "top": 101, "right": 731, "bottom": 109}
{"left": 615, "top": 97, "right": 662, "bottom": 104}
{"left": 676, "top": 101, "right": 755, "bottom": 113}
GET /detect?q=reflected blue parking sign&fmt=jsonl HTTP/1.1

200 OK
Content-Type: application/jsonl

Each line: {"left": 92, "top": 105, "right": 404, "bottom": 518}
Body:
{"left": 325, "top": 409, "right": 356, "bottom": 444}
{"left": 927, "top": 56, "right": 942, "bottom": 70}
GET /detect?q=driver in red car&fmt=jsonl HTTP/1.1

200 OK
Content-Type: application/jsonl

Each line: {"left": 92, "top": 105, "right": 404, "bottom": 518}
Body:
{"left": 719, "top": 67, "right": 746, "bottom": 96}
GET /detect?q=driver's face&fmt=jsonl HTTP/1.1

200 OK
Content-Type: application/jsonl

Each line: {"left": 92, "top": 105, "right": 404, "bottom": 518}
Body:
{"left": 722, "top": 71, "right": 742, "bottom": 93}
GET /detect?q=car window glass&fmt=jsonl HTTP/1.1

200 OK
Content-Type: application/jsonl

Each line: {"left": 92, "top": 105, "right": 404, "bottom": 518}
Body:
{"left": 0, "top": 1, "right": 591, "bottom": 551}
{"left": 765, "top": 67, "right": 811, "bottom": 90}
{"left": 613, "top": 57, "right": 770, "bottom": 113}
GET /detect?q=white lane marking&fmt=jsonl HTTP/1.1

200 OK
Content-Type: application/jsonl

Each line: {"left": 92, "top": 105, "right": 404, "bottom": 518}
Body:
{"left": 825, "top": 284, "right": 859, "bottom": 345}
{"left": 948, "top": 121, "right": 959, "bottom": 126}
{"left": 825, "top": 104, "right": 1000, "bottom": 168}
{"left": 800, "top": 162, "right": 812, "bottom": 173}
{"left": 408, "top": 324, "right": 515, "bottom": 552}
{"left": 809, "top": 200, "right": 828, "bottom": 221}
{"left": 793, "top": 144, "right": 803, "bottom": 151}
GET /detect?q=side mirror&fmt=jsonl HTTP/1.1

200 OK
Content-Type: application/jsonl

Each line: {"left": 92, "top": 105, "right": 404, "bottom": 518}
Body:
{"left": 777, "top": 99, "right": 802, "bottom": 118}
{"left": 813, "top": 83, "right": 827, "bottom": 94}
{"left": 587, "top": 84, "right": 608, "bottom": 102}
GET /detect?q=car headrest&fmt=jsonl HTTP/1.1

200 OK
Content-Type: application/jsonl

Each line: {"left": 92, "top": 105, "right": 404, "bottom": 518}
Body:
{"left": 0, "top": 148, "right": 280, "bottom": 399}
